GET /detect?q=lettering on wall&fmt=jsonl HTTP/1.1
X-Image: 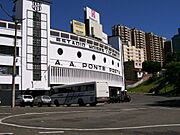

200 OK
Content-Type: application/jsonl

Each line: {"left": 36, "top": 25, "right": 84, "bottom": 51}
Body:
{"left": 55, "top": 37, "right": 119, "bottom": 58}
{"left": 54, "top": 60, "right": 121, "bottom": 75}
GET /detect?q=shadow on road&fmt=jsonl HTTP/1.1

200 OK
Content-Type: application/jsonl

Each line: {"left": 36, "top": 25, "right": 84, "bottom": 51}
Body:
{"left": 148, "top": 99, "right": 180, "bottom": 107}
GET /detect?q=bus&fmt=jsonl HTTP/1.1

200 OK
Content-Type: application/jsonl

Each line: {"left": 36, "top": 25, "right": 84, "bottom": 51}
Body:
{"left": 50, "top": 82, "right": 109, "bottom": 106}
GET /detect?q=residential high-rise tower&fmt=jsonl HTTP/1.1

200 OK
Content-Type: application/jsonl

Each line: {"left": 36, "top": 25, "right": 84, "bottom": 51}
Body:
{"left": 145, "top": 32, "right": 165, "bottom": 66}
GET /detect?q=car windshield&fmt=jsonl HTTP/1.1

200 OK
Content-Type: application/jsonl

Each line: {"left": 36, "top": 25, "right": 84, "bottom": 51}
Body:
{"left": 42, "top": 96, "right": 50, "bottom": 99}
{"left": 24, "top": 95, "right": 32, "bottom": 99}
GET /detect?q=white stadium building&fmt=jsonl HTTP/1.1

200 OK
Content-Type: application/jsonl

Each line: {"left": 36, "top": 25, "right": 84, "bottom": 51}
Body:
{"left": 0, "top": 0, "right": 125, "bottom": 105}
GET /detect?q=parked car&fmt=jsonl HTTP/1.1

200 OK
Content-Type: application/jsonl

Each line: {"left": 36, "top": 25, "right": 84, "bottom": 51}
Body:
{"left": 34, "top": 95, "right": 51, "bottom": 107}
{"left": 15, "top": 95, "right": 34, "bottom": 107}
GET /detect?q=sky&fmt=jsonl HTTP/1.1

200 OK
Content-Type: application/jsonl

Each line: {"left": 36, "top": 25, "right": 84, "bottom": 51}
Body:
{"left": 0, "top": 0, "right": 180, "bottom": 40}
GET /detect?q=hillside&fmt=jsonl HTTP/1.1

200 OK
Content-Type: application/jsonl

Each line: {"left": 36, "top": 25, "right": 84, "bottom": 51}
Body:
{"left": 128, "top": 77, "right": 175, "bottom": 95}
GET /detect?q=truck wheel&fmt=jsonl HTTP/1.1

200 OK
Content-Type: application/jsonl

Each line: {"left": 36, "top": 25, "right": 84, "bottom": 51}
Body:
{"left": 90, "top": 102, "right": 96, "bottom": 106}
{"left": 38, "top": 102, "right": 42, "bottom": 107}
{"left": 78, "top": 99, "right": 85, "bottom": 106}
{"left": 30, "top": 103, "right": 33, "bottom": 107}
{"left": 54, "top": 100, "right": 60, "bottom": 107}
{"left": 20, "top": 102, "right": 25, "bottom": 107}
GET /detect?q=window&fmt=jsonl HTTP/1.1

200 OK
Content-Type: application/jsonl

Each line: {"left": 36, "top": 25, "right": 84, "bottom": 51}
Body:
{"left": 50, "top": 31, "right": 59, "bottom": 36}
{"left": 61, "top": 33, "right": 69, "bottom": 38}
{"left": 0, "top": 65, "right": 19, "bottom": 75}
{"left": 92, "top": 54, "right": 96, "bottom": 61}
{"left": 0, "top": 45, "right": 19, "bottom": 56}
{"left": 94, "top": 42, "right": 98, "bottom": 46}
{"left": 103, "top": 57, "right": 106, "bottom": 63}
{"left": 77, "top": 51, "right": 82, "bottom": 58}
{"left": 117, "top": 63, "right": 119, "bottom": 67}
{"left": 33, "top": 64, "right": 41, "bottom": 81}
{"left": 8, "top": 23, "right": 20, "bottom": 30}
{"left": 0, "top": 22, "right": 6, "bottom": 28}
{"left": 57, "top": 48, "right": 63, "bottom": 55}
{"left": 79, "top": 38, "right": 86, "bottom": 42}
{"left": 87, "top": 40, "right": 93, "bottom": 44}
{"left": 33, "top": 11, "right": 41, "bottom": 81}
{"left": 86, "top": 84, "right": 94, "bottom": 91}
{"left": 0, "top": 84, "right": 19, "bottom": 91}
{"left": 70, "top": 35, "right": 78, "bottom": 40}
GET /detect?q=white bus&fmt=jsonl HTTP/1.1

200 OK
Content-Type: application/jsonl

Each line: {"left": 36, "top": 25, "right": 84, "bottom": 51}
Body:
{"left": 50, "top": 82, "right": 109, "bottom": 106}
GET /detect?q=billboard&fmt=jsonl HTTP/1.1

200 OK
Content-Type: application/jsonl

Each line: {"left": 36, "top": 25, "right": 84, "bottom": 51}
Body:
{"left": 88, "top": 19, "right": 102, "bottom": 39}
{"left": 72, "top": 20, "right": 86, "bottom": 36}
{"left": 85, "top": 7, "right": 100, "bottom": 24}
{"left": 102, "top": 32, "right": 108, "bottom": 44}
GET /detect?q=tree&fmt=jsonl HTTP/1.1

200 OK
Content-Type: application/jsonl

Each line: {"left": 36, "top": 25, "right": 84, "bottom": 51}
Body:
{"left": 142, "top": 61, "right": 161, "bottom": 74}
{"left": 165, "top": 62, "right": 180, "bottom": 92}
{"left": 164, "top": 52, "right": 176, "bottom": 67}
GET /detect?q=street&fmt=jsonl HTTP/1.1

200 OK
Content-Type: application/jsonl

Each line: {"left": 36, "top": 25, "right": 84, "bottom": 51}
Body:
{"left": 0, "top": 94, "right": 180, "bottom": 135}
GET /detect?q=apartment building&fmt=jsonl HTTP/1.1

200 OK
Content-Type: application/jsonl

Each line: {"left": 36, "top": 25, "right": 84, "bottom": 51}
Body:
{"left": 112, "top": 25, "right": 145, "bottom": 66}
{"left": 112, "top": 25, "right": 131, "bottom": 46}
{"left": 145, "top": 32, "right": 165, "bottom": 66}
{"left": 131, "top": 28, "right": 147, "bottom": 60}
{"left": 123, "top": 45, "right": 144, "bottom": 68}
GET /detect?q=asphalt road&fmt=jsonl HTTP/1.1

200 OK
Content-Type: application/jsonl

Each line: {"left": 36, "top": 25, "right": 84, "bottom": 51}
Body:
{"left": 0, "top": 94, "right": 180, "bottom": 135}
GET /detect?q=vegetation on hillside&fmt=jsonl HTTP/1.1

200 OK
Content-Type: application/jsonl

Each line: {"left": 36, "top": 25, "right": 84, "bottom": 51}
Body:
{"left": 128, "top": 77, "right": 175, "bottom": 95}
{"left": 129, "top": 54, "right": 180, "bottom": 96}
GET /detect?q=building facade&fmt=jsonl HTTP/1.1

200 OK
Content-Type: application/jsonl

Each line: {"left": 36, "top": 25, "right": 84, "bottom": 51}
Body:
{"left": 145, "top": 32, "right": 165, "bottom": 66}
{"left": 0, "top": 0, "right": 125, "bottom": 105}
{"left": 112, "top": 25, "right": 131, "bottom": 46}
{"left": 123, "top": 45, "right": 144, "bottom": 68}
{"left": 131, "top": 28, "right": 147, "bottom": 60}
{"left": 172, "top": 28, "right": 180, "bottom": 59}
{"left": 112, "top": 25, "right": 146, "bottom": 64}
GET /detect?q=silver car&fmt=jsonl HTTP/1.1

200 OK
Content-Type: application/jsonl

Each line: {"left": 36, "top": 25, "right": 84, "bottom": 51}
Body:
{"left": 15, "top": 95, "right": 34, "bottom": 107}
{"left": 34, "top": 95, "right": 51, "bottom": 107}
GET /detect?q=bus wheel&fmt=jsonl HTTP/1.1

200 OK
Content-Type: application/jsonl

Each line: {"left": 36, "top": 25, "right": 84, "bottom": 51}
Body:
{"left": 38, "top": 102, "right": 42, "bottom": 107}
{"left": 54, "top": 100, "right": 60, "bottom": 107}
{"left": 90, "top": 102, "right": 96, "bottom": 106}
{"left": 78, "top": 99, "right": 85, "bottom": 106}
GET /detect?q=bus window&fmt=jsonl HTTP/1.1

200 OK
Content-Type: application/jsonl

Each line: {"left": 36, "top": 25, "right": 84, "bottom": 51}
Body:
{"left": 86, "top": 84, "right": 94, "bottom": 91}
{"left": 72, "top": 86, "right": 80, "bottom": 92}
{"left": 80, "top": 85, "right": 86, "bottom": 92}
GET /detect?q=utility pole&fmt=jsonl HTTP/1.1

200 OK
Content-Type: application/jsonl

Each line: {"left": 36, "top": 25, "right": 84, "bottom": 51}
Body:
{"left": 0, "top": 1, "right": 21, "bottom": 108}
{"left": 11, "top": 18, "right": 18, "bottom": 108}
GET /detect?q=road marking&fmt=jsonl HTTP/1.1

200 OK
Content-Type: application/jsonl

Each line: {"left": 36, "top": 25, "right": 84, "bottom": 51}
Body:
{"left": 0, "top": 113, "right": 11, "bottom": 115}
{"left": 39, "top": 131, "right": 64, "bottom": 134}
{"left": 0, "top": 133, "right": 13, "bottom": 135}
{"left": 122, "top": 108, "right": 146, "bottom": 111}
{"left": 1, "top": 110, "right": 180, "bottom": 131}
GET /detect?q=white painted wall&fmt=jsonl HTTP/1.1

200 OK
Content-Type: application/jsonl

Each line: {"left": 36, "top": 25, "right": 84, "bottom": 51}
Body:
{"left": 15, "top": 0, "right": 50, "bottom": 90}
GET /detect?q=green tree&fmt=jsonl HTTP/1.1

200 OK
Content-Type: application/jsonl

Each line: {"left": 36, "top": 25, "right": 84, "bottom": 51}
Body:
{"left": 164, "top": 52, "right": 176, "bottom": 66}
{"left": 165, "top": 62, "right": 180, "bottom": 92}
{"left": 142, "top": 61, "right": 161, "bottom": 74}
